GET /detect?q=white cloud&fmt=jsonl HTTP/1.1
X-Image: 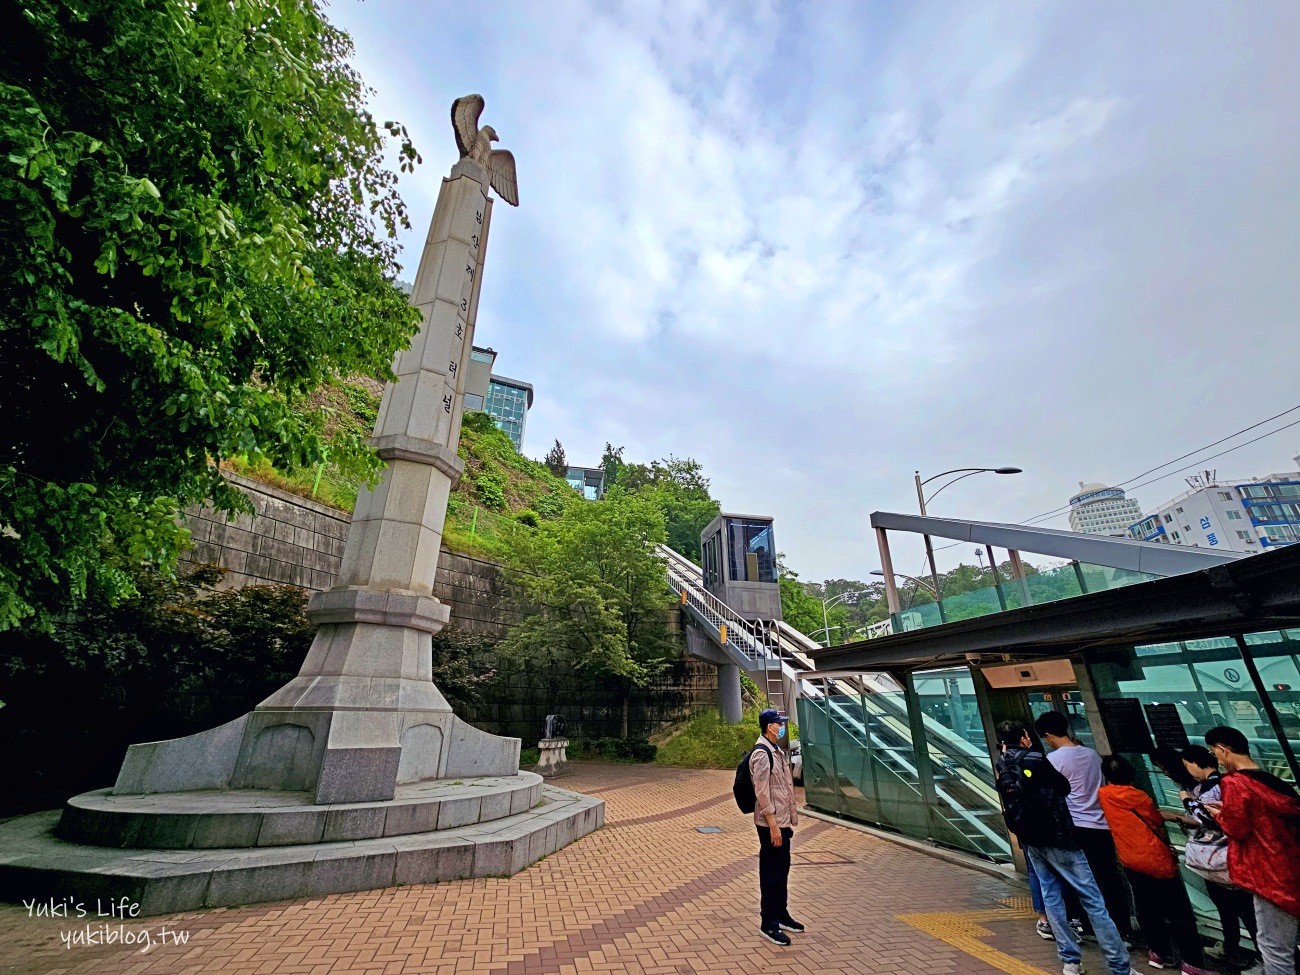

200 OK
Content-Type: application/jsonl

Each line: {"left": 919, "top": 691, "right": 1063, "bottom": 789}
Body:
{"left": 331, "top": 0, "right": 1300, "bottom": 582}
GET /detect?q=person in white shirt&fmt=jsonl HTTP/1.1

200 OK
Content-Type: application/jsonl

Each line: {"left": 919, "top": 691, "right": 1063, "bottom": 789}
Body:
{"left": 1035, "top": 711, "right": 1133, "bottom": 941}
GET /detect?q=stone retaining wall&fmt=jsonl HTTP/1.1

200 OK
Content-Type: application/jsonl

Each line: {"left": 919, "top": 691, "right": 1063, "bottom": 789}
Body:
{"left": 180, "top": 474, "right": 523, "bottom": 639}
{"left": 180, "top": 471, "right": 349, "bottom": 592}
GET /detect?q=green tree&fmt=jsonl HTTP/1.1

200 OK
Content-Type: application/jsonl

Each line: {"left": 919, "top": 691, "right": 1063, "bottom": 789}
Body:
{"left": 501, "top": 493, "right": 674, "bottom": 737}
{"left": 599, "top": 443, "right": 625, "bottom": 489}
{"left": 0, "top": 0, "right": 423, "bottom": 630}
{"left": 544, "top": 439, "right": 568, "bottom": 477}
{"left": 613, "top": 455, "right": 718, "bottom": 562}
{"left": 778, "top": 562, "right": 851, "bottom": 645}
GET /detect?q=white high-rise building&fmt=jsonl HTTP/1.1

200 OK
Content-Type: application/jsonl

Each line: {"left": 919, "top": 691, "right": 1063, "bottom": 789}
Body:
{"left": 1068, "top": 483, "right": 1145, "bottom": 536}
{"left": 1127, "top": 463, "right": 1300, "bottom": 553}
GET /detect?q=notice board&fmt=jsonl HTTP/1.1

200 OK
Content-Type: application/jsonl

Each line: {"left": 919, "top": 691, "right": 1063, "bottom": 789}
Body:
{"left": 1098, "top": 697, "right": 1155, "bottom": 754}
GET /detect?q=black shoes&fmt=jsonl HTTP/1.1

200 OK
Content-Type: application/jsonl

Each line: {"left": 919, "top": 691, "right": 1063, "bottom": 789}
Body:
{"left": 760, "top": 913, "right": 805, "bottom": 944}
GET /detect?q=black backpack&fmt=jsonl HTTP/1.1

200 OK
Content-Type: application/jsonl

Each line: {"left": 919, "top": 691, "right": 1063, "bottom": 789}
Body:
{"left": 733, "top": 742, "right": 775, "bottom": 813}
{"left": 995, "top": 752, "right": 1031, "bottom": 836}
{"left": 995, "top": 750, "right": 1070, "bottom": 847}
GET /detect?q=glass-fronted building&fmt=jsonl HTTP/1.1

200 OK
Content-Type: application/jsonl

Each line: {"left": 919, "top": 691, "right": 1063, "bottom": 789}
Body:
{"left": 462, "top": 346, "right": 534, "bottom": 452}
{"left": 565, "top": 466, "right": 606, "bottom": 501}
{"left": 483, "top": 375, "right": 533, "bottom": 451}
{"left": 699, "top": 513, "right": 782, "bottom": 621}
{"left": 799, "top": 540, "right": 1300, "bottom": 941}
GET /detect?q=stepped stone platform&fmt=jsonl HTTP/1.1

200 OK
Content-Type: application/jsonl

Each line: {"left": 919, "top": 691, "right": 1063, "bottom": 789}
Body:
{"left": 58, "top": 773, "right": 542, "bottom": 849}
{"left": 0, "top": 778, "right": 602, "bottom": 916}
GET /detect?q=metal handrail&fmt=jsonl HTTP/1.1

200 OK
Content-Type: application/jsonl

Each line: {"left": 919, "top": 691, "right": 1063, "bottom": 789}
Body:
{"left": 659, "top": 546, "right": 767, "bottom": 661}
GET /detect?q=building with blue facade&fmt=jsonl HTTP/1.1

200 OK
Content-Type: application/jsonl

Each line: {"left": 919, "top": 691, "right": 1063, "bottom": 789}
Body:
{"left": 1128, "top": 463, "right": 1300, "bottom": 552}
{"left": 462, "top": 346, "right": 534, "bottom": 451}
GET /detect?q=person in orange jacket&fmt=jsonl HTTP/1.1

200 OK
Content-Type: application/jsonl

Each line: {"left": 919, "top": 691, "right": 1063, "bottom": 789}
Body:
{"left": 1098, "top": 755, "right": 1212, "bottom": 975}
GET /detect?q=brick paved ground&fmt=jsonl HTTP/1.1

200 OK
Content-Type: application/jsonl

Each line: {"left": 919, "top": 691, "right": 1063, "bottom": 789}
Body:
{"left": 0, "top": 764, "right": 1135, "bottom": 975}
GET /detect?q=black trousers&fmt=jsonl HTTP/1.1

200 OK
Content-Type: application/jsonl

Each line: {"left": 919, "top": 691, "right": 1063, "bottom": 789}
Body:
{"left": 757, "top": 826, "right": 793, "bottom": 930}
{"left": 1204, "top": 879, "right": 1257, "bottom": 953}
{"left": 1064, "top": 827, "right": 1132, "bottom": 937}
{"left": 1126, "top": 870, "right": 1204, "bottom": 966}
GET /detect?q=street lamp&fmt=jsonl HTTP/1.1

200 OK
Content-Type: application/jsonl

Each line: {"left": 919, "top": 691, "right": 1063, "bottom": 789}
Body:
{"left": 817, "top": 589, "right": 868, "bottom": 647}
{"left": 914, "top": 466, "right": 1021, "bottom": 622}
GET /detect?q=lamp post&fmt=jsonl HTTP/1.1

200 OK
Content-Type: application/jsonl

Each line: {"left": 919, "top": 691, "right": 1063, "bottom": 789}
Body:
{"left": 816, "top": 589, "right": 869, "bottom": 647}
{"left": 914, "top": 467, "right": 1021, "bottom": 622}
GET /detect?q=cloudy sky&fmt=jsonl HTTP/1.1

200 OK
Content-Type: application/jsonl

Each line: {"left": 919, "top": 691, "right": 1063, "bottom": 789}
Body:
{"left": 329, "top": 0, "right": 1300, "bottom": 583}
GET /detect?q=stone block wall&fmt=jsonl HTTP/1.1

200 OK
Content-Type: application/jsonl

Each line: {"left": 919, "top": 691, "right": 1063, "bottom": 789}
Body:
{"left": 432, "top": 551, "right": 524, "bottom": 638}
{"left": 181, "top": 475, "right": 521, "bottom": 640}
{"left": 179, "top": 471, "right": 349, "bottom": 591}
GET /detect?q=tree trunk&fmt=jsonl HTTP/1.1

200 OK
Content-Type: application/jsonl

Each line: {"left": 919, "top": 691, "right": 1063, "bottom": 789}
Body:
{"left": 620, "top": 690, "right": 630, "bottom": 740}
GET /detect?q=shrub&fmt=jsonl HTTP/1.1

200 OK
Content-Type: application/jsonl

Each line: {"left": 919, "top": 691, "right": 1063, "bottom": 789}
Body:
{"left": 461, "top": 410, "right": 497, "bottom": 434}
{"left": 655, "top": 706, "right": 766, "bottom": 769}
{"left": 567, "top": 736, "right": 656, "bottom": 763}
{"left": 532, "top": 489, "right": 571, "bottom": 519}
{"left": 476, "top": 472, "right": 506, "bottom": 510}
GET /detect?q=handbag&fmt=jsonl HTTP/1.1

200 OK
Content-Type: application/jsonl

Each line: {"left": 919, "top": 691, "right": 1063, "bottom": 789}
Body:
{"left": 1183, "top": 827, "right": 1232, "bottom": 886}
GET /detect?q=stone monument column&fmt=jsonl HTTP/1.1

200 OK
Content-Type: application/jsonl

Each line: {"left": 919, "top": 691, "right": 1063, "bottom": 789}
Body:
{"left": 228, "top": 159, "right": 506, "bottom": 804}
{"left": 112, "top": 95, "right": 522, "bottom": 805}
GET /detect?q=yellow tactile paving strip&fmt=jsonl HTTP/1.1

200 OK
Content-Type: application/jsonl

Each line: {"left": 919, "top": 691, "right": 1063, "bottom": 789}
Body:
{"left": 900, "top": 906, "right": 1052, "bottom": 975}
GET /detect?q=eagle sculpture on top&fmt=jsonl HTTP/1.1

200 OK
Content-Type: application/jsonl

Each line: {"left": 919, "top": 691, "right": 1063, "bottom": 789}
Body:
{"left": 451, "top": 94, "right": 519, "bottom": 206}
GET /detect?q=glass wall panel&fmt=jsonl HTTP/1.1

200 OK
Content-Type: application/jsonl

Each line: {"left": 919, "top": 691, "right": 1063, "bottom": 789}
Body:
{"left": 826, "top": 692, "right": 881, "bottom": 824}
{"left": 701, "top": 531, "right": 721, "bottom": 590}
{"left": 855, "top": 686, "right": 931, "bottom": 841}
{"left": 1241, "top": 629, "right": 1300, "bottom": 780}
{"left": 896, "top": 601, "right": 942, "bottom": 631}
{"left": 795, "top": 692, "right": 840, "bottom": 814}
{"left": 910, "top": 668, "right": 1011, "bottom": 859}
{"left": 939, "top": 586, "right": 1005, "bottom": 622}
{"left": 896, "top": 562, "right": 1162, "bottom": 634}
{"left": 726, "top": 519, "right": 776, "bottom": 583}
{"left": 799, "top": 673, "right": 1011, "bottom": 862}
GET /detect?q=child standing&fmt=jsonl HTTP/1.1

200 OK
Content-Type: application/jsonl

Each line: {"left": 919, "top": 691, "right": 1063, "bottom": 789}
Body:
{"left": 1098, "top": 755, "right": 1211, "bottom": 975}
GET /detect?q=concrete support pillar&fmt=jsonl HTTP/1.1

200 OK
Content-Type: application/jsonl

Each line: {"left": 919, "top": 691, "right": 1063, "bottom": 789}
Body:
{"left": 876, "top": 527, "right": 901, "bottom": 615}
{"left": 1007, "top": 548, "right": 1034, "bottom": 607}
{"left": 718, "top": 663, "right": 743, "bottom": 724}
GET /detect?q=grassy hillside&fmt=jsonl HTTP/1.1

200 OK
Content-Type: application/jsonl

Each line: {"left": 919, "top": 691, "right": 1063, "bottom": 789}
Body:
{"left": 445, "top": 412, "right": 577, "bottom": 558}
{"left": 225, "top": 378, "right": 577, "bottom": 560}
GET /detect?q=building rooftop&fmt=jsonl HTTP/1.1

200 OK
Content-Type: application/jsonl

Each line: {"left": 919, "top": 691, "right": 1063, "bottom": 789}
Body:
{"left": 488, "top": 373, "right": 534, "bottom": 408}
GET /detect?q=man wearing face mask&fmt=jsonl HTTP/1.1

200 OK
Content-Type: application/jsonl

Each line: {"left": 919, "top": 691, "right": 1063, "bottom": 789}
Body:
{"left": 752, "top": 708, "right": 803, "bottom": 946}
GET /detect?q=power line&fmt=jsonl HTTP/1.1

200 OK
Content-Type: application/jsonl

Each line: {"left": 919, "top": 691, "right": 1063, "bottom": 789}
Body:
{"left": 1116, "top": 403, "right": 1300, "bottom": 488}
{"left": 879, "top": 404, "right": 1300, "bottom": 581}
{"left": 1122, "top": 416, "right": 1300, "bottom": 496}
{"left": 1019, "top": 403, "right": 1300, "bottom": 526}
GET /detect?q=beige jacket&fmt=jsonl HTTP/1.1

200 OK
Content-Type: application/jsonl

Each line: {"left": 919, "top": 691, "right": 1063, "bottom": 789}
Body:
{"left": 750, "top": 736, "right": 798, "bottom": 829}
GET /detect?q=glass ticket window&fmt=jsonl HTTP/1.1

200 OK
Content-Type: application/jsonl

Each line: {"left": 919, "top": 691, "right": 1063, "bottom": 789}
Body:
{"left": 1026, "top": 688, "right": 1095, "bottom": 750}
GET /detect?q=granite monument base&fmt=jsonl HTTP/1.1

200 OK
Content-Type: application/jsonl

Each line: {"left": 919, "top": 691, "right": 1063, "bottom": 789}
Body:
{"left": 0, "top": 774, "right": 603, "bottom": 916}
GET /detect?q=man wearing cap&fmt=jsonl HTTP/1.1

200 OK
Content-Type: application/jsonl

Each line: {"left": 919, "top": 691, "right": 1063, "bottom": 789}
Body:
{"left": 752, "top": 708, "right": 803, "bottom": 946}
